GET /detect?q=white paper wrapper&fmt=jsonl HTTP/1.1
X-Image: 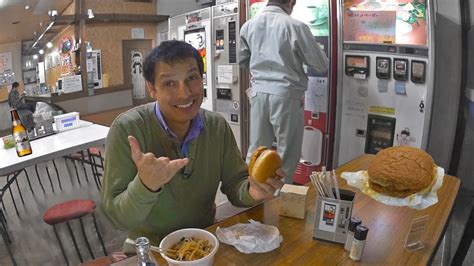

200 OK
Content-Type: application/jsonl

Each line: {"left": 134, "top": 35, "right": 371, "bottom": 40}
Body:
{"left": 215, "top": 220, "right": 283, "bottom": 254}
{"left": 341, "top": 166, "right": 445, "bottom": 210}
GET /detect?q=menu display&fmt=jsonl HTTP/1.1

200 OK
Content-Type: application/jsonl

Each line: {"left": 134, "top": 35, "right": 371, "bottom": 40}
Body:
{"left": 343, "top": 0, "right": 427, "bottom": 46}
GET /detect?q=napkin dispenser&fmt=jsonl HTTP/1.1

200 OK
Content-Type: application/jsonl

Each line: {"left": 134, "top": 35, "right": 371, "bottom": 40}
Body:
{"left": 313, "top": 189, "right": 355, "bottom": 244}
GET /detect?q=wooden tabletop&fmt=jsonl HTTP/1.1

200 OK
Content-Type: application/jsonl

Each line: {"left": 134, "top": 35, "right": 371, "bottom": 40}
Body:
{"left": 129, "top": 154, "right": 459, "bottom": 265}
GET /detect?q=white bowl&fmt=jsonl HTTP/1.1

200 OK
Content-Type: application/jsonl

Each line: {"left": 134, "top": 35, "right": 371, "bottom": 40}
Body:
{"left": 159, "top": 228, "right": 219, "bottom": 266}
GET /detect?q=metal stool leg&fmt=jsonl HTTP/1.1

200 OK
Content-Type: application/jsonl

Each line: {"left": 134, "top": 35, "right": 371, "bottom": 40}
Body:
{"left": 79, "top": 217, "right": 95, "bottom": 259}
{"left": 53, "top": 225, "right": 69, "bottom": 265}
{"left": 7, "top": 177, "right": 20, "bottom": 216}
{"left": 66, "top": 221, "right": 83, "bottom": 262}
{"left": 92, "top": 213, "right": 108, "bottom": 256}
{"left": 52, "top": 160, "right": 63, "bottom": 190}
{"left": 23, "top": 169, "right": 34, "bottom": 195}
{"left": 34, "top": 165, "right": 46, "bottom": 193}
{"left": 79, "top": 151, "right": 90, "bottom": 183}
{"left": 13, "top": 177, "right": 25, "bottom": 205}
{"left": 1, "top": 225, "right": 16, "bottom": 266}
{"left": 45, "top": 166, "right": 55, "bottom": 193}
{"left": 72, "top": 160, "right": 82, "bottom": 186}
{"left": 87, "top": 149, "right": 101, "bottom": 190}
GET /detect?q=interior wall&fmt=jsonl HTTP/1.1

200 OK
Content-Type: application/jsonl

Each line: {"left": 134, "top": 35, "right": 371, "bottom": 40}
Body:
{"left": 86, "top": 24, "right": 156, "bottom": 87}
{"left": 0, "top": 41, "right": 24, "bottom": 91}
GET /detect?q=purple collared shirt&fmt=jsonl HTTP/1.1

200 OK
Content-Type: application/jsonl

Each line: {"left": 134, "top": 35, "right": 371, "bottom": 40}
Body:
{"left": 154, "top": 103, "right": 204, "bottom": 157}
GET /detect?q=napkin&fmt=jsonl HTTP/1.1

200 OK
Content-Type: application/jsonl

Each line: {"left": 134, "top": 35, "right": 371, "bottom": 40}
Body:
{"left": 215, "top": 220, "right": 282, "bottom": 254}
{"left": 341, "top": 166, "right": 445, "bottom": 210}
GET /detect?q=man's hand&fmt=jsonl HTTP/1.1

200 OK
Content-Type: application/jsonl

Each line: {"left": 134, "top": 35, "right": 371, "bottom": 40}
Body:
{"left": 248, "top": 168, "right": 285, "bottom": 201}
{"left": 128, "top": 136, "right": 188, "bottom": 191}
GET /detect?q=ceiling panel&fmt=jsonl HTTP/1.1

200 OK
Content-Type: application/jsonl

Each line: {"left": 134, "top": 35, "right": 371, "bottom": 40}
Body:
{"left": 0, "top": 0, "right": 73, "bottom": 45}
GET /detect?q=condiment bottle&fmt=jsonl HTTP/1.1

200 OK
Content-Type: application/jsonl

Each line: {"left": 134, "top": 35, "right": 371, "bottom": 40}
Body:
{"left": 135, "top": 237, "right": 158, "bottom": 266}
{"left": 349, "top": 225, "right": 369, "bottom": 261}
{"left": 344, "top": 217, "right": 362, "bottom": 251}
{"left": 10, "top": 109, "right": 32, "bottom": 157}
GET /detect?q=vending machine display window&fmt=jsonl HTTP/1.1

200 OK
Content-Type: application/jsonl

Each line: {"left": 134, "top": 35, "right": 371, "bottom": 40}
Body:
{"left": 376, "top": 57, "right": 391, "bottom": 80}
{"left": 184, "top": 28, "right": 207, "bottom": 74}
{"left": 345, "top": 55, "right": 370, "bottom": 78}
{"left": 365, "top": 114, "right": 396, "bottom": 154}
{"left": 411, "top": 60, "right": 426, "bottom": 84}
{"left": 393, "top": 58, "right": 409, "bottom": 81}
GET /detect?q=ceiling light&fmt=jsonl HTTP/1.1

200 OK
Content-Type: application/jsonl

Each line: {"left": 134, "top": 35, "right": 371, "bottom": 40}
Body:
{"left": 39, "top": 49, "right": 44, "bottom": 55}
{"left": 33, "top": 54, "right": 38, "bottom": 60}
{"left": 87, "top": 9, "right": 94, "bottom": 19}
{"left": 25, "top": 5, "right": 30, "bottom": 10}
{"left": 47, "top": 42, "right": 53, "bottom": 48}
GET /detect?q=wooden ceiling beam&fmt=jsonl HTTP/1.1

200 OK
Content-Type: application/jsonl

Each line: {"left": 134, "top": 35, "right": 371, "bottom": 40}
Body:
{"left": 53, "top": 14, "right": 169, "bottom": 25}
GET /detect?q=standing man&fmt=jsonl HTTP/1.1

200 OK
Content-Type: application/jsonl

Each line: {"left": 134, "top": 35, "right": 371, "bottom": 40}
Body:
{"left": 240, "top": 0, "right": 329, "bottom": 183}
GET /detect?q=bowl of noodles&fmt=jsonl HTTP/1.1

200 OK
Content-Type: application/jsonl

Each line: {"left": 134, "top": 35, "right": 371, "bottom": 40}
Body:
{"left": 159, "top": 228, "right": 219, "bottom": 266}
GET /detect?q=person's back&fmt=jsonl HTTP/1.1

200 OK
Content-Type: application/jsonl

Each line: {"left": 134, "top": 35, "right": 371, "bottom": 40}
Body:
{"left": 8, "top": 82, "right": 34, "bottom": 129}
{"left": 240, "top": 4, "right": 328, "bottom": 98}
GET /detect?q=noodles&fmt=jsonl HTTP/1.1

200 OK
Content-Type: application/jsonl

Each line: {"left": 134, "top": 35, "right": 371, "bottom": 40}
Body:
{"left": 165, "top": 237, "right": 213, "bottom": 261}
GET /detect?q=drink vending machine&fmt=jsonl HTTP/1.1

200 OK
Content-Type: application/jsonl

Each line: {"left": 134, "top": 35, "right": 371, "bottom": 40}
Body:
{"left": 169, "top": 8, "right": 215, "bottom": 112}
{"left": 334, "top": 0, "right": 461, "bottom": 169}
{"left": 212, "top": 0, "right": 243, "bottom": 149}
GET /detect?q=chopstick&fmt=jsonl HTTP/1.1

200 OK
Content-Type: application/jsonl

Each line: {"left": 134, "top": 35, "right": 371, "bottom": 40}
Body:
{"left": 310, "top": 167, "right": 341, "bottom": 200}
{"left": 125, "top": 238, "right": 164, "bottom": 253}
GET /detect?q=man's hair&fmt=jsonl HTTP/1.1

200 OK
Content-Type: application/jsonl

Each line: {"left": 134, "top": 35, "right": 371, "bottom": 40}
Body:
{"left": 12, "top": 82, "right": 19, "bottom": 88}
{"left": 143, "top": 40, "right": 204, "bottom": 84}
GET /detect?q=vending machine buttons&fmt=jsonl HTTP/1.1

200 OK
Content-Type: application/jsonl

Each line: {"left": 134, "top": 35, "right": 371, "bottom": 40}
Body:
{"left": 393, "top": 58, "right": 409, "bottom": 81}
{"left": 228, "top": 21, "right": 237, "bottom": 63}
{"left": 411, "top": 60, "right": 426, "bottom": 84}
{"left": 376, "top": 57, "right": 391, "bottom": 80}
{"left": 345, "top": 55, "right": 370, "bottom": 79}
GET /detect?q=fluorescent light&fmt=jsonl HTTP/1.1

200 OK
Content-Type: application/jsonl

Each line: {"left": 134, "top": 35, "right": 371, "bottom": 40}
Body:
{"left": 47, "top": 42, "right": 53, "bottom": 48}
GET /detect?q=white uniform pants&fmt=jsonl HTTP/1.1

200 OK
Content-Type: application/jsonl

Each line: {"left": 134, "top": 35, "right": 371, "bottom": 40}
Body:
{"left": 246, "top": 92, "right": 304, "bottom": 184}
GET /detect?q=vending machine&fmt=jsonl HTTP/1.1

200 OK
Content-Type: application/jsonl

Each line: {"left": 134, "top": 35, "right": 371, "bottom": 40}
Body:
{"left": 212, "top": 0, "right": 243, "bottom": 148}
{"left": 334, "top": 0, "right": 462, "bottom": 168}
{"left": 245, "top": 0, "right": 337, "bottom": 183}
{"left": 169, "top": 8, "right": 215, "bottom": 111}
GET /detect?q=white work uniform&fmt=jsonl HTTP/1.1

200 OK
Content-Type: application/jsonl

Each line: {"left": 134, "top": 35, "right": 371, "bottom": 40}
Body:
{"left": 240, "top": 5, "right": 328, "bottom": 183}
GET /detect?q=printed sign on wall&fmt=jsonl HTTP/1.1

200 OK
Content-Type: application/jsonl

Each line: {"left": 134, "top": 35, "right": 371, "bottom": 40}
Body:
{"left": 0, "top": 52, "right": 12, "bottom": 74}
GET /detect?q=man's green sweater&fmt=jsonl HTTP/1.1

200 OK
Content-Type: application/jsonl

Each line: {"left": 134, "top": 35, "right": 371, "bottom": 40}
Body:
{"left": 101, "top": 103, "right": 259, "bottom": 246}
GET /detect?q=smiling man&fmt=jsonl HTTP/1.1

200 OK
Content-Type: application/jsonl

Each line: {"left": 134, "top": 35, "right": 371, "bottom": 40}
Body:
{"left": 101, "top": 40, "right": 283, "bottom": 253}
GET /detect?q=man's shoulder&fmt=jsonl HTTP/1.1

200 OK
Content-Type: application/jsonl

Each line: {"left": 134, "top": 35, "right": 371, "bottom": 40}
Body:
{"left": 111, "top": 103, "right": 153, "bottom": 128}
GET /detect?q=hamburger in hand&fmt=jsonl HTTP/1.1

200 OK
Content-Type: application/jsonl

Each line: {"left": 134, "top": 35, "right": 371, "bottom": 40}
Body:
{"left": 248, "top": 146, "right": 282, "bottom": 183}
{"left": 367, "top": 146, "right": 437, "bottom": 198}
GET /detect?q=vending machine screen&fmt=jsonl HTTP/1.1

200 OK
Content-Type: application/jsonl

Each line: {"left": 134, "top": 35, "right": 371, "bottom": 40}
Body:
{"left": 376, "top": 57, "right": 391, "bottom": 79}
{"left": 365, "top": 114, "right": 396, "bottom": 154}
{"left": 411, "top": 60, "right": 426, "bottom": 84}
{"left": 393, "top": 58, "right": 409, "bottom": 81}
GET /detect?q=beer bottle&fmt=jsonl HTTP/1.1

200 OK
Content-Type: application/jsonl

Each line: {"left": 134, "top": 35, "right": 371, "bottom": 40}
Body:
{"left": 10, "top": 109, "right": 32, "bottom": 157}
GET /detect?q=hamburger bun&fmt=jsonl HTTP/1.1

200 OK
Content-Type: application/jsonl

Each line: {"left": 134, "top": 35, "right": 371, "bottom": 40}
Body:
{"left": 367, "top": 146, "right": 437, "bottom": 198}
{"left": 249, "top": 146, "right": 282, "bottom": 183}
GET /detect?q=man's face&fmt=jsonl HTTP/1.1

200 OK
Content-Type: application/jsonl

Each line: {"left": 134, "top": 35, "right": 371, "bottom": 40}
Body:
{"left": 147, "top": 57, "right": 203, "bottom": 129}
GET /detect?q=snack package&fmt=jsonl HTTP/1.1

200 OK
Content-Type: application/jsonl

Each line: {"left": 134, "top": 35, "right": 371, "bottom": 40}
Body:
{"left": 341, "top": 167, "right": 445, "bottom": 210}
{"left": 215, "top": 220, "right": 282, "bottom": 253}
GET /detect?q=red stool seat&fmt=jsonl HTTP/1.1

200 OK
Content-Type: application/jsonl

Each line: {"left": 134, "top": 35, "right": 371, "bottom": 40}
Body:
{"left": 43, "top": 199, "right": 96, "bottom": 225}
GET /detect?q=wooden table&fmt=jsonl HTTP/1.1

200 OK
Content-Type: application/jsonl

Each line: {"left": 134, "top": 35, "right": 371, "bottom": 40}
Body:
{"left": 203, "top": 154, "right": 460, "bottom": 265}
{"left": 119, "top": 154, "right": 460, "bottom": 265}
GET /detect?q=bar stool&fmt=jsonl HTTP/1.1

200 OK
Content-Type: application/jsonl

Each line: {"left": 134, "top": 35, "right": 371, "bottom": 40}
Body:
{"left": 451, "top": 205, "right": 474, "bottom": 265}
{"left": 43, "top": 199, "right": 108, "bottom": 265}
